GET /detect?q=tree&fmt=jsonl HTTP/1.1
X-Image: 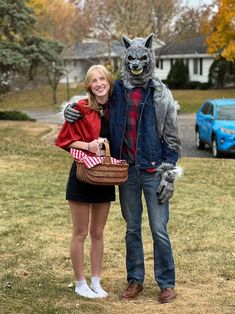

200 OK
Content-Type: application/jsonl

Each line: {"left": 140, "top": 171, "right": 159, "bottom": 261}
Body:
{"left": 206, "top": 0, "right": 235, "bottom": 61}
{"left": 0, "top": 0, "right": 65, "bottom": 103}
{"left": 209, "top": 57, "right": 235, "bottom": 88}
{"left": 166, "top": 59, "right": 189, "bottom": 89}
{"left": 173, "top": 6, "right": 212, "bottom": 42}
{"left": 24, "top": 37, "right": 64, "bottom": 104}
{"left": 39, "top": 40, "right": 64, "bottom": 105}
{"left": 27, "top": 0, "right": 89, "bottom": 44}
{"left": 0, "top": 0, "right": 35, "bottom": 93}
{"left": 81, "top": 0, "right": 181, "bottom": 42}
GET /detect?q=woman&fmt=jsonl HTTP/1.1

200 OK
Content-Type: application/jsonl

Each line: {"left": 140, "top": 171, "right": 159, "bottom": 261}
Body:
{"left": 55, "top": 65, "right": 115, "bottom": 298}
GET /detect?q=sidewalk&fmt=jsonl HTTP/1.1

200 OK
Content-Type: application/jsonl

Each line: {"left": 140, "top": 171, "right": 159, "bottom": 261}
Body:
{"left": 23, "top": 109, "right": 194, "bottom": 125}
{"left": 22, "top": 110, "right": 64, "bottom": 144}
{"left": 23, "top": 110, "right": 64, "bottom": 125}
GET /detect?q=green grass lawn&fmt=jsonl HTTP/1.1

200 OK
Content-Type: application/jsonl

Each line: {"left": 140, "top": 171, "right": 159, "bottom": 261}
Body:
{"left": 0, "top": 121, "right": 235, "bottom": 314}
{"left": 0, "top": 84, "right": 86, "bottom": 111}
{"left": 0, "top": 84, "right": 235, "bottom": 113}
{"left": 173, "top": 88, "right": 235, "bottom": 113}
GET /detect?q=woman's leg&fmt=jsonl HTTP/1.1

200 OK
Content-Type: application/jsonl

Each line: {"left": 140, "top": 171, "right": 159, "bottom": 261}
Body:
{"left": 69, "top": 200, "right": 98, "bottom": 298}
{"left": 69, "top": 200, "right": 90, "bottom": 281}
{"left": 89, "top": 202, "right": 110, "bottom": 276}
{"left": 89, "top": 202, "right": 110, "bottom": 297}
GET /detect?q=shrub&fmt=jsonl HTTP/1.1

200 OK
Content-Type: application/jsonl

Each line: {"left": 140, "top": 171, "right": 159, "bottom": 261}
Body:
{"left": 167, "top": 59, "right": 189, "bottom": 89}
{"left": 186, "top": 81, "right": 200, "bottom": 89}
{"left": 198, "top": 82, "right": 210, "bottom": 90}
{"left": 0, "top": 111, "right": 35, "bottom": 121}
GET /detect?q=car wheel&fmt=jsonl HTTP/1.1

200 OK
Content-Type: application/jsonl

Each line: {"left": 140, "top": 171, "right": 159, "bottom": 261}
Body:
{"left": 212, "top": 135, "right": 221, "bottom": 158}
{"left": 196, "top": 129, "right": 205, "bottom": 149}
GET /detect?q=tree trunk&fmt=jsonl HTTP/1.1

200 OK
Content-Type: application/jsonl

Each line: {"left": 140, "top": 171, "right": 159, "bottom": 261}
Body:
{"left": 52, "top": 86, "right": 57, "bottom": 104}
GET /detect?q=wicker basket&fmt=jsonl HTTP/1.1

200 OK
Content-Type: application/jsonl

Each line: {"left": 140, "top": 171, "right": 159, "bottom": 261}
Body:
{"left": 76, "top": 142, "right": 129, "bottom": 185}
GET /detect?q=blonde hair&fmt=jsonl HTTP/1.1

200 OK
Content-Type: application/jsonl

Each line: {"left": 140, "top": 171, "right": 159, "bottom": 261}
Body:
{"left": 83, "top": 65, "right": 114, "bottom": 111}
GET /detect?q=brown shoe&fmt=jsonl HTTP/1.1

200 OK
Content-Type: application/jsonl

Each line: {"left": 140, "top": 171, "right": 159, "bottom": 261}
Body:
{"left": 121, "top": 283, "right": 143, "bottom": 299}
{"left": 159, "top": 288, "right": 176, "bottom": 303}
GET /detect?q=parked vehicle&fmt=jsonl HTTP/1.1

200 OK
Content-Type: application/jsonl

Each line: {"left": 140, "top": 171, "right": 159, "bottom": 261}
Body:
{"left": 195, "top": 98, "right": 235, "bottom": 157}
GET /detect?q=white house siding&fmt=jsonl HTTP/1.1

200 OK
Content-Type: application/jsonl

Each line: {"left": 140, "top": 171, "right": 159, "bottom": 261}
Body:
{"left": 189, "top": 56, "right": 214, "bottom": 82}
{"left": 155, "top": 59, "right": 171, "bottom": 81}
{"left": 155, "top": 54, "right": 214, "bottom": 83}
{"left": 60, "top": 60, "right": 92, "bottom": 84}
{"left": 60, "top": 57, "right": 122, "bottom": 84}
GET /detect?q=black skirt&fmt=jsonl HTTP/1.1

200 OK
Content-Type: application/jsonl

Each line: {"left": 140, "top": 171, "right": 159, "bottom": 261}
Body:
{"left": 66, "top": 161, "right": 115, "bottom": 203}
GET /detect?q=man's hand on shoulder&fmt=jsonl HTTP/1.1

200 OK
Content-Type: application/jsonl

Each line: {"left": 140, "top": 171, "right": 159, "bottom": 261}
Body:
{"left": 64, "top": 102, "right": 84, "bottom": 123}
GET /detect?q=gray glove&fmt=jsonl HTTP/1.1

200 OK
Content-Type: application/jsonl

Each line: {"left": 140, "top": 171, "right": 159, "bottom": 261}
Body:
{"left": 156, "top": 163, "right": 180, "bottom": 204}
{"left": 64, "top": 102, "right": 83, "bottom": 123}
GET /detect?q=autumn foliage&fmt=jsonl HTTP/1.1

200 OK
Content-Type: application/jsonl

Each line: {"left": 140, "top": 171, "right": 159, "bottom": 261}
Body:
{"left": 27, "top": 0, "right": 87, "bottom": 44}
{"left": 206, "top": 0, "right": 235, "bottom": 61}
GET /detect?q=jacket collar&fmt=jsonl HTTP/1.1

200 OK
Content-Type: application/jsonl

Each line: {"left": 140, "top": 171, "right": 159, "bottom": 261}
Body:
{"left": 123, "top": 78, "right": 154, "bottom": 90}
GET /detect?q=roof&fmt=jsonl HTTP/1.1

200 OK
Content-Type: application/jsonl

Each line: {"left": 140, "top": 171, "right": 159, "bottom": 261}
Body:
{"left": 156, "top": 35, "right": 209, "bottom": 56}
{"left": 62, "top": 38, "right": 164, "bottom": 60}
{"left": 62, "top": 40, "right": 124, "bottom": 60}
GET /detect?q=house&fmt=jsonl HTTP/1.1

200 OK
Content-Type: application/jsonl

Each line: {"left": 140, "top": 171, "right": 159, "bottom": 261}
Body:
{"left": 155, "top": 35, "right": 214, "bottom": 83}
{"left": 60, "top": 35, "right": 214, "bottom": 84}
{"left": 60, "top": 39, "right": 123, "bottom": 84}
{"left": 60, "top": 38, "right": 163, "bottom": 84}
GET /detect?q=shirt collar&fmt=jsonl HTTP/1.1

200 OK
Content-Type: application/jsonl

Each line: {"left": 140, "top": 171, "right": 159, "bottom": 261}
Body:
{"left": 124, "top": 79, "right": 154, "bottom": 90}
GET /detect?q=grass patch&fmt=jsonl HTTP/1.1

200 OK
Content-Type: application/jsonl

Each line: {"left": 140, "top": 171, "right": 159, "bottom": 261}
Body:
{"left": 0, "top": 121, "right": 235, "bottom": 314}
{"left": 172, "top": 88, "right": 235, "bottom": 113}
{"left": 0, "top": 84, "right": 234, "bottom": 113}
{"left": 0, "top": 83, "right": 86, "bottom": 111}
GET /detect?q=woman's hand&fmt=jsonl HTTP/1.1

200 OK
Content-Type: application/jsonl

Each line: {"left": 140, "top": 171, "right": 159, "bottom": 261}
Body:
{"left": 88, "top": 139, "right": 99, "bottom": 154}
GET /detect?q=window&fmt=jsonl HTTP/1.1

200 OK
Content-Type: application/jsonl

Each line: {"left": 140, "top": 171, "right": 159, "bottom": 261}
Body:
{"left": 156, "top": 59, "right": 163, "bottom": 69}
{"left": 201, "top": 103, "right": 210, "bottom": 114}
{"left": 199, "top": 58, "right": 203, "bottom": 75}
{"left": 201, "top": 102, "right": 214, "bottom": 116}
{"left": 217, "top": 105, "right": 235, "bottom": 120}
{"left": 193, "top": 59, "right": 198, "bottom": 74}
{"left": 194, "top": 58, "right": 203, "bottom": 75}
{"left": 207, "top": 104, "right": 214, "bottom": 116}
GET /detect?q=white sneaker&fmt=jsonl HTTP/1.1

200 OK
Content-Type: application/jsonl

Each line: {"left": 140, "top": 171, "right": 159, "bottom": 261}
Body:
{"left": 91, "top": 285, "right": 108, "bottom": 298}
{"left": 75, "top": 285, "right": 99, "bottom": 298}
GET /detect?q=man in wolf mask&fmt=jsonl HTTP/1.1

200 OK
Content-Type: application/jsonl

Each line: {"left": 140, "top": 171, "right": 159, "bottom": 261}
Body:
{"left": 64, "top": 34, "right": 182, "bottom": 303}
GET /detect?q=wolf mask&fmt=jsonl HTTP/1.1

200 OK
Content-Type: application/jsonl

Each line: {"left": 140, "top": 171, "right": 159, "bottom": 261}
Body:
{"left": 122, "top": 33, "right": 155, "bottom": 87}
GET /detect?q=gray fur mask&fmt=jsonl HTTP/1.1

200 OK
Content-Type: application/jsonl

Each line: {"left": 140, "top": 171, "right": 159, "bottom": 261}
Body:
{"left": 122, "top": 33, "right": 155, "bottom": 87}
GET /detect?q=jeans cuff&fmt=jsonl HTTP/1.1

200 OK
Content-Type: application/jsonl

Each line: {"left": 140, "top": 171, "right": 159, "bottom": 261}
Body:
{"left": 128, "top": 279, "right": 143, "bottom": 286}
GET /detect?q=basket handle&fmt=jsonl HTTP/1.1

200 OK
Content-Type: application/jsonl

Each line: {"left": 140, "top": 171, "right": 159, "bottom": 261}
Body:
{"left": 103, "top": 141, "right": 111, "bottom": 164}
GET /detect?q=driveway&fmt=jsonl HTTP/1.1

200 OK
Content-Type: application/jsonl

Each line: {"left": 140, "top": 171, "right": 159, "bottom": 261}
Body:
{"left": 179, "top": 113, "right": 211, "bottom": 158}
{"left": 23, "top": 110, "right": 212, "bottom": 158}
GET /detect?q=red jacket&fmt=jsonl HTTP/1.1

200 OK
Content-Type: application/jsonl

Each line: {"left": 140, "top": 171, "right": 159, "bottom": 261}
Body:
{"left": 55, "top": 99, "right": 101, "bottom": 151}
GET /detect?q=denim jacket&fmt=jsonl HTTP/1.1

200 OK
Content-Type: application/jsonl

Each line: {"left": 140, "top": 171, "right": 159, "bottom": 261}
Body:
{"left": 109, "top": 79, "right": 179, "bottom": 168}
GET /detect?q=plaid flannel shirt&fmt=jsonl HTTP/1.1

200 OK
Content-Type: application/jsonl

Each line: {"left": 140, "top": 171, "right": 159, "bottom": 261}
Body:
{"left": 122, "top": 87, "right": 144, "bottom": 164}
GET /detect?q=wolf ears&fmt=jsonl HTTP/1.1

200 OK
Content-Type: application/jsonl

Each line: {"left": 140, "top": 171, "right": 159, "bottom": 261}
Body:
{"left": 122, "top": 35, "right": 132, "bottom": 49}
{"left": 122, "top": 33, "right": 154, "bottom": 49}
{"left": 143, "top": 33, "right": 154, "bottom": 49}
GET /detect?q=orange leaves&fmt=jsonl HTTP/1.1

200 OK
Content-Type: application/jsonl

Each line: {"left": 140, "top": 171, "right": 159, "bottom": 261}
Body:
{"left": 222, "top": 40, "right": 235, "bottom": 61}
{"left": 206, "top": 0, "right": 235, "bottom": 61}
{"left": 27, "top": 0, "right": 81, "bottom": 44}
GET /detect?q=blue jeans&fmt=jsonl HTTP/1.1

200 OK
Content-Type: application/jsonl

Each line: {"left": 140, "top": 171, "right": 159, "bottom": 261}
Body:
{"left": 119, "top": 166, "right": 175, "bottom": 289}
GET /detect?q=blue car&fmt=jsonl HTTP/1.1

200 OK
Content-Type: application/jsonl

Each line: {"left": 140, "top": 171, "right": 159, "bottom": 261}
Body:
{"left": 195, "top": 98, "right": 235, "bottom": 157}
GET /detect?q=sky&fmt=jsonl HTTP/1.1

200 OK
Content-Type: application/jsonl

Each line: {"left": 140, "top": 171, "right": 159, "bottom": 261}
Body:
{"left": 183, "top": 0, "right": 214, "bottom": 7}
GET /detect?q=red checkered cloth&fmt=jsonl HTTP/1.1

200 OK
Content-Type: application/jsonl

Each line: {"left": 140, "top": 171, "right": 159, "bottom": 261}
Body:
{"left": 70, "top": 148, "right": 127, "bottom": 169}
